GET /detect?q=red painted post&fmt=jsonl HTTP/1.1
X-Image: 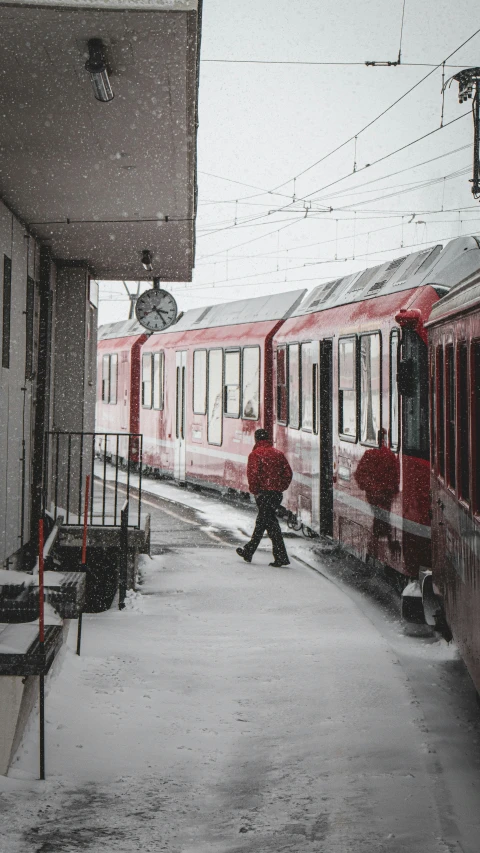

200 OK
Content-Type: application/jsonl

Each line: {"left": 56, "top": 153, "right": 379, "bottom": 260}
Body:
{"left": 77, "top": 474, "right": 90, "bottom": 656}
{"left": 38, "top": 519, "right": 45, "bottom": 781}
{"left": 38, "top": 519, "right": 45, "bottom": 644}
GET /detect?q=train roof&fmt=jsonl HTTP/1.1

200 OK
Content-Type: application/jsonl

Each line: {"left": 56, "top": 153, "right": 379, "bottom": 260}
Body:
{"left": 97, "top": 319, "right": 147, "bottom": 341}
{"left": 427, "top": 267, "right": 480, "bottom": 326}
{"left": 150, "top": 289, "right": 306, "bottom": 335}
{"left": 291, "top": 236, "right": 480, "bottom": 317}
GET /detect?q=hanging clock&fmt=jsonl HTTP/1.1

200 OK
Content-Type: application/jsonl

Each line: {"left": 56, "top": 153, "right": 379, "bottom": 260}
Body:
{"left": 135, "top": 281, "right": 178, "bottom": 331}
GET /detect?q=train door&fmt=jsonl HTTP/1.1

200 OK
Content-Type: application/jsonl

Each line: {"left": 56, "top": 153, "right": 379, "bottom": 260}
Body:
{"left": 174, "top": 350, "right": 187, "bottom": 481}
{"left": 319, "top": 339, "right": 333, "bottom": 536}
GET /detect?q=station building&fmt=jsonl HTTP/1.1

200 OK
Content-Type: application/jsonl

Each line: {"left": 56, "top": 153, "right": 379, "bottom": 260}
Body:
{"left": 0, "top": 0, "right": 201, "bottom": 774}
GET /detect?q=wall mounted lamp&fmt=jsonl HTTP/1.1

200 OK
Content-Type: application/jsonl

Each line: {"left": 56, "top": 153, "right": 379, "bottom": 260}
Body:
{"left": 141, "top": 250, "right": 153, "bottom": 272}
{"left": 85, "top": 38, "right": 114, "bottom": 103}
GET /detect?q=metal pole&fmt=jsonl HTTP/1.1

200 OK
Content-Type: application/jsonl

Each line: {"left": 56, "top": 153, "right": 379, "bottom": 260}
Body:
{"left": 119, "top": 501, "right": 128, "bottom": 610}
{"left": 38, "top": 520, "right": 45, "bottom": 781}
{"left": 77, "top": 475, "right": 90, "bottom": 656}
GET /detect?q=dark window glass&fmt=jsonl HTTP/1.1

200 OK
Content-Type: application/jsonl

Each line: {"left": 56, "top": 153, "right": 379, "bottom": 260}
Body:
{"left": 110, "top": 354, "right": 118, "bottom": 405}
{"left": 193, "top": 350, "right": 207, "bottom": 414}
{"left": 446, "top": 345, "right": 455, "bottom": 487}
{"left": 458, "top": 343, "right": 469, "bottom": 501}
{"left": 360, "top": 332, "right": 381, "bottom": 445}
{"left": 2, "top": 256, "right": 12, "bottom": 369}
{"left": 242, "top": 347, "right": 260, "bottom": 420}
{"left": 339, "top": 337, "right": 356, "bottom": 439}
{"left": 142, "top": 353, "right": 152, "bottom": 408}
{"left": 288, "top": 344, "right": 300, "bottom": 429}
{"left": 25, "top": 276, "right": 35, "bottom": 380}
{"left": 390, "top": 331, "right": 400, "bottom": 450}
{"left": 429, "top": 349, "right": 435, "bottom": 468}
{"left": 436, "top": 347, "right": 445, "bottom": 477}
{"left": 402, "top": 330, "right": 429, "bottom": 460}
{"left": 102, "top": 354, "right": 110, "bottom": 402}
{"left": 224, "top": 350, "right": 240, "bottom": 417}
{"left": 301, "top": 343, "right": 313, "bottom": 431}
{"left": 153, "top": 352, "right": 164, "bottom": 410}
{"left": 276, "top": 346, "right": 288, "bottom": 423}
{"left": 473, "top": 342, "right": 480, "bottom": 513}
{"left": 313, "top": 362, "right": 318, "bottom": 435}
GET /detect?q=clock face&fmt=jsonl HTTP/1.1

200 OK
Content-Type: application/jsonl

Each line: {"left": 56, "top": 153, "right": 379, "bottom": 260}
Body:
{"left": 135, "top": 288, "right": 178, "bottom": 331}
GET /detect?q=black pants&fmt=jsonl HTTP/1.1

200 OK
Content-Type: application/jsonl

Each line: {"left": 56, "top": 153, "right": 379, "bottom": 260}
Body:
{"left": 243, "top": 491, "right": 289, "bottom": 563}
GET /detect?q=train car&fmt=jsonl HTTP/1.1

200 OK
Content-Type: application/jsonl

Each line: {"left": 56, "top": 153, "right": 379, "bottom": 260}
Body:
{"left": 139, "top": 290, "right": 305, "bottom": 491}
{"left": 272, "top": 236, "right": 480, "bottom": 584}
{"left": 421, "top": 263, "right": 480, "bottom": 691}
{"left": 96, "top": 319, "right": 148, "bottom": 460}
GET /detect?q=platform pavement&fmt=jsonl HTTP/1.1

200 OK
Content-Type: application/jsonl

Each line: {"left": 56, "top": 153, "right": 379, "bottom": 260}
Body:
{"left": 0, "top": 544, "right": 462, "bottom": 853}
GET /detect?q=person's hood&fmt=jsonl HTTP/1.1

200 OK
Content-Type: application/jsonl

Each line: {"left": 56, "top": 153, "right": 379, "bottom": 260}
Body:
{"left": 253, "top": 439, "right": 273, "bottom": 450}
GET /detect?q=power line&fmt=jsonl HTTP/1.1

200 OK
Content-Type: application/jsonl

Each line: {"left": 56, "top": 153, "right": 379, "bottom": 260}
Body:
{"left": 200, "top": 59, "right": 474, "bottom": 68}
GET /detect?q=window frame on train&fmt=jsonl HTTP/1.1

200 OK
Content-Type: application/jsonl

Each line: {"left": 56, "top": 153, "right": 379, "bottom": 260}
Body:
{"left": 224, "top": 348, "right": 241, "bottom": 418}
{"left": 288, "top": 342, "right": 301, "bottom": 430}
{"left": 301, "top": 342, "right": 314, "bottom": 433}
{"left": 445, "top": 343, "right": 456, "bottom": 489}
{"left": 276, "top": 345, "right": 288, "bottom": 425}
{"left": 102, "top": 353, "right": 118, "bottom": 405}
{"left": 152, "top": 351, "right": 165, "bottom": 411}
{"left": 141, "top": 352, "right": 153, "bottom": 409}
{"left": 389, "top": 330, "right": 400, "bottom": 452}
{"left": 192, "top": 349, "right": 207, "bottom": 415}
{"left": 241, "top": 345, "right": 261, "bottom": 421}
{"left": 338, "top": 335, "right": 357, "bottom": 442}
{"left": 435, "top": 345, "right": 445, "bottom": 478}
{"left": 473, "top": 340, "right": 480, "bottom": 515}
{"left": 457, "top": 341, "right": 470, "bottom": 504}
{"left": 359, "top": 331, "right": 382, "bottom": 447}
{"left": 207, "top": 348, "right": 223, "bottom": 445}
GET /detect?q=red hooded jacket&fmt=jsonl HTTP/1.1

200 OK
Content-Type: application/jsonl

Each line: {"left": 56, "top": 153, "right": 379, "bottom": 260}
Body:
{"left": 247, "top": 440, "right": 293, "bottom": 495}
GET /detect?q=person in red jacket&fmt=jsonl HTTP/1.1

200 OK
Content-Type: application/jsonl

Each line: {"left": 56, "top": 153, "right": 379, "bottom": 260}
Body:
{"left": 236, "top": 429, "right": 293, "bottom": 567}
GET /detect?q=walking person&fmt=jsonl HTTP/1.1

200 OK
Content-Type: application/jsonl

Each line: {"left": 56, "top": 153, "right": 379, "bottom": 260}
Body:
{"left": 236, "top": 429, "right": 293, "bottom": 567}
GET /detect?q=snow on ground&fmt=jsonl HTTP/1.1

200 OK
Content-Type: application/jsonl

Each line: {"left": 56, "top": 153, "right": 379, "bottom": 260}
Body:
{"left": 1, "top": 544, "right": 474, "bottom": 853}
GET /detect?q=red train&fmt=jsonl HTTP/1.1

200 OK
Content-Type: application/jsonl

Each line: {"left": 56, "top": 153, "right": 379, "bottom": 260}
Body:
{"left": 421, "top": 256, "right": 480, "bottom": 694}
{"left": 96, "top": 235, "right": 480, "bottom": 691}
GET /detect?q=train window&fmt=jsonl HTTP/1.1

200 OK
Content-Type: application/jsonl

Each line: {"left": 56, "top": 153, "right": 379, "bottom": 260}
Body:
{"left": 142, "top": 353, "right": 153, "bottom": 409}
{"left": 429, "top": 350, "right": 435, "bottom": 469}
{"left": 102, "top": 355, "right": 110, "bottom": 403}
{"left": 2, "top": 255, "right": 12, "bottom": 369}
{"left": 402, "top": 329, "right": 429, "bottom": 460}
{"left": 313, "top": 362, "right": 318, "bottom": 435}
{"left": 473, "top": 341, "right": 480, "bottom": 514}
{"left": 458, "top": 343, "right": 469, "bottom": 502}
{"left": 207, "top": 348, "right": 223, "bottom": 444}
{"left": 389, "top": 331, "right": 400, "bottom": 451}
{"left": 224, "top": 350, "right": 241, "bottom": 417}
{"left": 110, "top": 354, "right": 118, "bottom": 405}
{"left": 276, "top": 346, "right": 288, "bottom": 424}
{"left": 153, "top": 352, "right": 164, "bottom": 410}
{"left": 301, "top": 343, "right": 313, "bottom": 432}
{"left": 338, "top": 337, "right": 357, "bottom": 440}
{"left": 446, "top": 344, "right": 455, "bottom": 488}
{"left": 193, "top": 350, "right": 207, "bottom": 414}
{"left": 436, "top": 347, "right": 445, "bottom": 477}
{"left": 360, "top": 332, "right": 381, "bottom": 445}
{"left": 242, "top": 347, "right": 260, "bottom": 420}
{"left": 288, "top": 344, "right": 300, "bottom": 429}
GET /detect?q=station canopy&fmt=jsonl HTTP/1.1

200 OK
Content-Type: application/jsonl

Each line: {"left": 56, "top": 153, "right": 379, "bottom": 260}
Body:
{"left": 0, "top": 0, "right": 200, "bottom": 280}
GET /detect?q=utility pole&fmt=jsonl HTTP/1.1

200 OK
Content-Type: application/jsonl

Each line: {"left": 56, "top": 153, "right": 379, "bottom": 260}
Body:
{"left": 123, "top": 281, "right": 142, "bottom": 319}
{"left": 452, "top": 67, "right": 480, "bottom": 199}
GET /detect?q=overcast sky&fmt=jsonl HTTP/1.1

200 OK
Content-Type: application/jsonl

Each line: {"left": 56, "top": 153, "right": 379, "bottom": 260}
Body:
{"left": 98, "top": 0, "right": 480, "bottom": 324}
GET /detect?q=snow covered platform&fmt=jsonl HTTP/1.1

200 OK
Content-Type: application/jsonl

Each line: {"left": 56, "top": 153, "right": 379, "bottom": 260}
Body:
{"left": 3, "top": 544, "right": 477, "bottom": 852}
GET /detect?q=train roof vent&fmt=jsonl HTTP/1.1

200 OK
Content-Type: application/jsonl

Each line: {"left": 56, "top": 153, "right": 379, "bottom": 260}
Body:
{"left": 367, "top": 278, "right": 388, "bottom": 294}
{"left": 385, "top": 255, "right": 408, "bottom": 276}
{"left": 348, "top": 265, "right": 382, "bottom": 293}
{"left": 193, "top": 307, "right": 213, "bottom": 324}
{"left": 308, "top": 278, "right": 344, "bottom": 309}
{"left": 391, "top": 245, "right": 442, "bottom": 287}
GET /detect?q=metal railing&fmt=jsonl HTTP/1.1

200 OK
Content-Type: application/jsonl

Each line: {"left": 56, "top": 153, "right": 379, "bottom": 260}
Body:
{"left": 45, "top": 432, "right": 143, "bottom": 528}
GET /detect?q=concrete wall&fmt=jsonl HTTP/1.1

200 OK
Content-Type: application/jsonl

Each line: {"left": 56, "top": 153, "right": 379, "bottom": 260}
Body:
{"left": 0, "top": 200, "right": 42, "bottom": 569}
